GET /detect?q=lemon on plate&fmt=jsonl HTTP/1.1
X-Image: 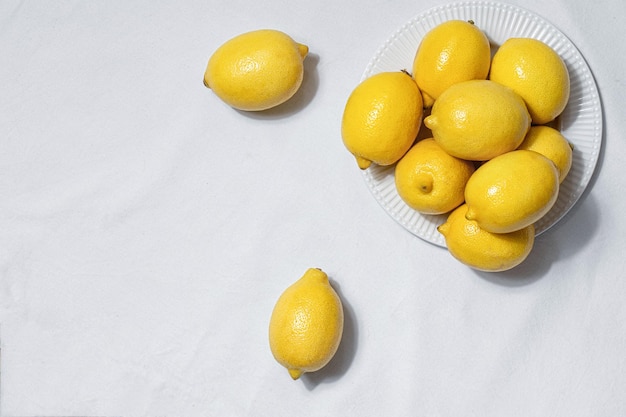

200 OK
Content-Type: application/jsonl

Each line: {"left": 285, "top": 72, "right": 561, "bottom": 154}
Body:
{"left": 464, "top": 149, "right": 559, "bottom": 234}
{"left": 269, "top": 268, "right": 343, "bottom": 380}
{"left": 489, "top": 37, "right": 570, "bottom": 124}
{"left": 395, "top": 138, "right": 475, "bottom": 215}
{"left": 204, "top": 29, "right": 308, "bottom": 111}
{"left": 412, "top": 19, "right": 491, "bottom": 107}
{"left": 438, "top": 204, "right": 535, "bottom": 272}
{"left": 424, "top": 79, "right": 531, "bottom": 161}
{"left": 341, "top": 71, "right": 423, "bottom": 169}
{"left": 517, "top": 125, "right": 573, "bottom": 183}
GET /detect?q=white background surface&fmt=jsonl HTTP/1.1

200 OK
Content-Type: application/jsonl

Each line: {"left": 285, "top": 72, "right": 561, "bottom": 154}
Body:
{"left": 0, "top": 0, "right": 624, "bottom": 415}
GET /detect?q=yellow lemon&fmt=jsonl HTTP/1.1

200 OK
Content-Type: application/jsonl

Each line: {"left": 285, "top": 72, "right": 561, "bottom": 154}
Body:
{"left": 438, "top": 204, "right": 535, "bottom": 272}
{"left": 269, "top": 268, "right": 343, "bottom": 380}
{"left": 489, "top": 38, "right": 570, "bottom": 124}
{"left": 464, "top": 149, "right": 559, "bottom": 233}
{"left": 204, "top": 29, "right": 308, "bottom": 111}
{"left": 412, "top": 20, "right": 491, "bottom": 107}
{"left": 517, "top": 125, "right": 573, "bottom": 183}
{"left": 424, "top": 80, "right": 531, "bottom": 161}
{"left": 341, "top": 71, "right": 423, "bottom": 169}
{"left": 395, "top": 138, "right": 475, "bottom": 215}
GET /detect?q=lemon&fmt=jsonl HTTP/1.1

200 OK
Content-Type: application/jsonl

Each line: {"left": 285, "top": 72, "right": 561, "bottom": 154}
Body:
{"left": 464, "top": 149, "right": 559, "bottom": 233}
{"left": 341, "top": 71, "right": 423, "bottom": 169}
{"left": 412, "top": 20, "right": 491, "bottom": 107}
{"left": 438, "top": 204, "right": 535, "bottom": 272}
{"left": 268, "top": 268, "right": 343, "bottom": 380}
{"left": 203, "top": 29, "right": 308, "bottom": 111}
{"left": 517, "top": 125, "right": 573, "bottom": 183}
{"left": 489, "top": 38, "right": 570, "bottom": 124}
{"left": 395, "top": 138, "right": 475, "bottom": 215}
{"left": 424, "top": 80, "right": 531, "bottom": 161}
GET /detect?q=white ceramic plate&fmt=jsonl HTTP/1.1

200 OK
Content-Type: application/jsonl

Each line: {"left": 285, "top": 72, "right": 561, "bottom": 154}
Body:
{"left": 361, "top": 1, "right": 603, "bottom": 248}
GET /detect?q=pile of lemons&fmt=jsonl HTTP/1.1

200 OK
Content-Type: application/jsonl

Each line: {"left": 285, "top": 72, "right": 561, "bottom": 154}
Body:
{"left": 202, "top": 21, "right": 574, "bottom": 381}
{"left": 341, "top": 19, "right": 573, "bottom": 273}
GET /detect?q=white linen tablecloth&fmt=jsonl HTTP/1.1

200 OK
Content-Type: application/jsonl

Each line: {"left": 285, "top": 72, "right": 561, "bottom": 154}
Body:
{"left": 1, "top": 0, "right": 625, "bottom": 415}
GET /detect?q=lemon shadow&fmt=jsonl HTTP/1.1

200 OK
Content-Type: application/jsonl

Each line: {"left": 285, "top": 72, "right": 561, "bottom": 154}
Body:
{"left": 301, "top": 278, "right": 357, "bottom": 390}
{"left": 543, "top": 192, "right": 601, "bottom": 261}
{"left": 236, "top": 52, "right": 320, "bottom": 120}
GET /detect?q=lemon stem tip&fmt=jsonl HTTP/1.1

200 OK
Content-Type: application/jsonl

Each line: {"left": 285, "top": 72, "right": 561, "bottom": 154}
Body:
{"left": 288, "top": 369, "right": 303, "bottom": 380}
{"left": 355, "top": 156, "right": 372, "bottom": 170}
{"left": 303, "top": 268, "right": 328, "bottom": 283}
{"left": 297, "top": 43, "right": 309, "bottom": 59}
